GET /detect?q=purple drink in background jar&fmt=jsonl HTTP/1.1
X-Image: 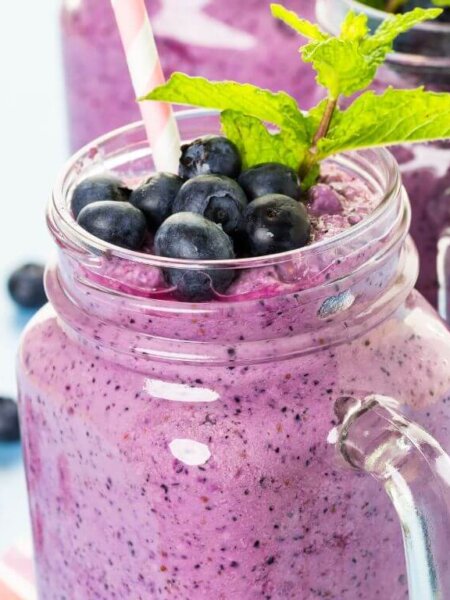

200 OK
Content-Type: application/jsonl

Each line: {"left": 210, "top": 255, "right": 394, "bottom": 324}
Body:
{"left": 317, "top": 0, "right": 450, "bottom": 314}
{"left": 61, "top": 0, "right": 320, "bottom": 151}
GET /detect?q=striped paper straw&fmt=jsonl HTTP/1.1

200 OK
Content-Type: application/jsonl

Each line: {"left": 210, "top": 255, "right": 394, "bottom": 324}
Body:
{"left": 111, "top": 0, "right": 181, "bottom": 173}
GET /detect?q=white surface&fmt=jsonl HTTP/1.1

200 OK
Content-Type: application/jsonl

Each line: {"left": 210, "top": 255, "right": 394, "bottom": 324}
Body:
{"left": 0, "top": 0, "right": 68, "bottom": 552}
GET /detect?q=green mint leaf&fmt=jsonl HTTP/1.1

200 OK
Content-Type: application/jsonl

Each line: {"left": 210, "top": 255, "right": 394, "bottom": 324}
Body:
{"left": 270, "top": 3, "right": 329, "bottom": 40}
{"left": 220, "top": 110, "right": 307, "bottom": 171}
{"left": 362, "top": 8, "right": 442, "bottom": 59}
{"left": 301, "top": 10, "right": 377, "bottom": 98}
{"left": 316, "top": 87, "right": 450, "bottom": 158}
{"left": 302, "top": 36, "right": 377, "bottom": 98}
{"left": 340, "top": 12, "right": 369, "bottom": 41}
{"left": 432, "top": 0, "right": 450, "bottom": 7}
{"left": 301, "top": 7, "right": 441, "bottom": 98}
{"left": 142, "top": 73, "right": 308, "bottom": 139}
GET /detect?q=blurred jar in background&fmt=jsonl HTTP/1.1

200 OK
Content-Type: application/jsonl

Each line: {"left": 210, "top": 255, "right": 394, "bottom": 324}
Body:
{"left": 61, "top": 0, "right": 320, "bottom": 151}
{"left": 317, "top": 0, "right": 450, "bottom": 314}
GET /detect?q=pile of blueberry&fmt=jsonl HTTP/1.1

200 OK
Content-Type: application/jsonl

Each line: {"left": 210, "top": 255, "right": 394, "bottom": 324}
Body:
{"left": 73, "top": 135, "right": 311, "bottom": 299}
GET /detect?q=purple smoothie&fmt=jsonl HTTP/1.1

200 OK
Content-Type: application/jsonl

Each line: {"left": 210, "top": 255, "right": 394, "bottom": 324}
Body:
{"left": 17, "top": 118, "right": 450, "bottom": 599}
{"left": 60, "top": 0, "right": 321, "bottom": 150}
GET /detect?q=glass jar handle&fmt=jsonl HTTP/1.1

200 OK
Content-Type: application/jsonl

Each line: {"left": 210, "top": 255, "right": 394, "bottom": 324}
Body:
{"left": 335, "top": 394, "right": 450, "bottom": 600}
{"left": 437, "top": 227, "right": 450, "bottom": 321}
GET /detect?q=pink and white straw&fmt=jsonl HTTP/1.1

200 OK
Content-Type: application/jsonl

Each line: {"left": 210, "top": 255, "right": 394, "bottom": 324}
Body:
{"left": 111, "top": 0, "right": 181, "bottom": 173}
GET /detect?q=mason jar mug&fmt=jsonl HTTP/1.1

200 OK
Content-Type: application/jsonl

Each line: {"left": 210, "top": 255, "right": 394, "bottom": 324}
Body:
{"left": 18, "top": 111, "right": 450, "bottom": 599}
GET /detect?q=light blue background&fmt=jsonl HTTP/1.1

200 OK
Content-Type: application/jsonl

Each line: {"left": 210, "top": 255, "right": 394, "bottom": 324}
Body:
{"left": 0, "top": 0, "right": 67, "bottom": 552}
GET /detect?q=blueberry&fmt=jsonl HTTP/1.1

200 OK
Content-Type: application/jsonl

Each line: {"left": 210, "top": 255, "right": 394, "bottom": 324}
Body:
{"left": 77, "top": 201, "right": 147, "bottom": 250}
{"left": 179, "top": 136, "right": 242, "bottom": 179}
{"left": 130, "top": 172, "right": 184, "bottom": 229}
{"left": 8, "top": 263, "right": 47, "bottom": 309}
{"left": 244, "top": 194, "right": 311, "bottom": 256}
{"left": 238, "top": 163, "right": 301, "bottom": 201}
{"left": 173, "top": 175, "right": 247, "bottom": 236}
{"left": 154, "top": 212, "right": 235, "bottom": 300}
{"left": 71, "top": 174, "right": 131, "bottom": 218}
{"left": 0, "top": 397, "right": 20, "bottom": 442}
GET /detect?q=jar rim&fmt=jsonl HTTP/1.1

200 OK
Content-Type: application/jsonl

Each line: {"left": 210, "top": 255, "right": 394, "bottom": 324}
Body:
{"left": 49, "top": 109, "right": 402, "bottom": 272}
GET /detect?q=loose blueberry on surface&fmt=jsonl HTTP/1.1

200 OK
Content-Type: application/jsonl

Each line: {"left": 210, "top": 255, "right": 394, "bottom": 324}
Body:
{"left": 244, "top": 194, "right": 311, "bottom": 256}
{"left": 154, "top": 212, "right": 235, "bottom": 300}
{"left": 8, "top": 263, "right": 47, "bottom": 309}
{"left": 238, "top": 163, "right": 301, "bottom": 201}
{"left": 130, "top": 172, "right": 184, "bottom": 230}
{"left": 173, "top": 174, "right": 247, "bottom": 236}
{"left": 0, "top": 397, "right": 20, "bottom": 442}
{"left": 179, "top": 136, "right": 242, "bottom": 179}
{"left": 77, "top": 201, "right": 147, "bottom": 250}
{"left": 71, "top": 174, "right": 131, "bottom": 218}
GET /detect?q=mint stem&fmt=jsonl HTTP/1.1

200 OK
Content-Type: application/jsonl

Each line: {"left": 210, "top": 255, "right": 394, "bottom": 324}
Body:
{"left": 300, "top": 97, "right": 338, "bottom": 179}
{"left": 312, "top": 98, "right": 338, "bottom": 148}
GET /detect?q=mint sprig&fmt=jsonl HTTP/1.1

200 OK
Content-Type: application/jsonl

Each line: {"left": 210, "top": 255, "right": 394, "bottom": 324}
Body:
{"left": 141, "top": 5, "right": 449, "bottom": 187}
